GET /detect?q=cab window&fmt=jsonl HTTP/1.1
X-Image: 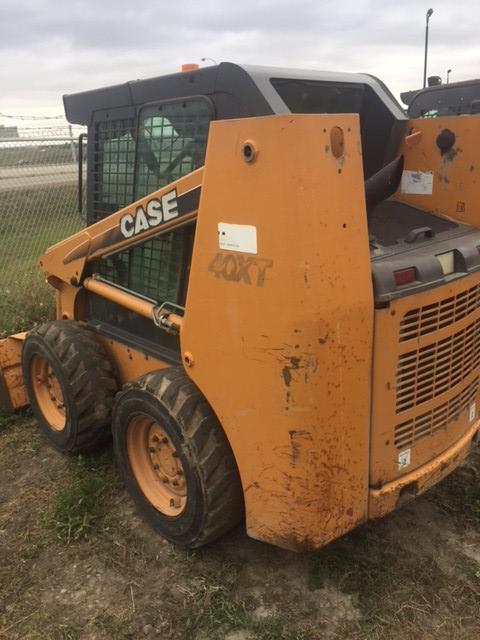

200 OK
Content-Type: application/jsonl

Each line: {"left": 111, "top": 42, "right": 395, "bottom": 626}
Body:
{"left": 135, "top": 99, "right": 212, "bottom": 200}
{"left": 97, "top": 99, "right": 211, "bottom": 307}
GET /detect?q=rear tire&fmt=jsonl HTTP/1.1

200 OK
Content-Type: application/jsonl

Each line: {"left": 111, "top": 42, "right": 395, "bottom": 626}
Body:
{"left": 22, "top": 320, "right": 117, "bottom": 454}
{"left": 112, "top": 368, "right": 244, "bottom": 548}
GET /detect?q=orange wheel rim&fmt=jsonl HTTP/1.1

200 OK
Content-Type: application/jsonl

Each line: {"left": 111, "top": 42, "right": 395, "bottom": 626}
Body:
{"left": 127, "top": 415, "right": 187, "bottom": 517}
{"left": 31, "top": 355, "right": 66, "bottom": 431}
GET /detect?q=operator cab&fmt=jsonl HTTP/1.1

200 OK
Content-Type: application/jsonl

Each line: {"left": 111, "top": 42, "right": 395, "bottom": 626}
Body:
{"left": 64, "top": 62, "right": 407, "bottom": 224}
{"left": 64, "top": 62, "right": 480, "bottom": 356}
{"left": 64, "top": 62, "right": 411, "bottom": 361}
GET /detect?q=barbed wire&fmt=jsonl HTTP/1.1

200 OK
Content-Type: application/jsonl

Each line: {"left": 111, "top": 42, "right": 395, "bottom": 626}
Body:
{"left": 0, "top": 112, "right": 66, "bottom": 121}
{"left": 12, "top": 125, "right": 75, "bottom": 131}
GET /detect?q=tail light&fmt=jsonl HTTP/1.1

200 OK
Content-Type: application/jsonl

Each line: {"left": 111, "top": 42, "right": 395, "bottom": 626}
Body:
{"left": 394, "top": 267, "right": 416, "bottom": 287}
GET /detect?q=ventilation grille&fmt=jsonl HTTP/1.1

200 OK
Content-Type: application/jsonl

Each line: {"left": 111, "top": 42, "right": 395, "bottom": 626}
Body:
{"left": 394, "top": 378, "right": 478, "bottom": 449}
{"left": 399, "top": 283, "right": 480, "bottom": 342}
{"left": 396, "top": 318, "right": 480, "bottom": 412}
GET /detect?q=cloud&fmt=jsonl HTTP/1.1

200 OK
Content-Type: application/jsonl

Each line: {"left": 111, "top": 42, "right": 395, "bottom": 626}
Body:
{"left": 1, "top": 0, "right": 479, "bottom": 117}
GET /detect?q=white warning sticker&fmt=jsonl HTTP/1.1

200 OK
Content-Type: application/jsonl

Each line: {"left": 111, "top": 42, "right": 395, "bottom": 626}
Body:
{"left": 218, "top": 223, "right": 257, "bottom": 254}
{"left": 469, "top": 402, "right": 477, "bottom": 423}
{"left": 401, "top": 170, "right": 434, "bottom": 195}
{"left": 398, "top": 448, "right": 411, "bottom": 470}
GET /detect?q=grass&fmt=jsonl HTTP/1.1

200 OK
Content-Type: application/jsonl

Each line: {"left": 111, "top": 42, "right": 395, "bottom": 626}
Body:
{"left": 0, "top": 184, "right": 83, "bottom": 336}
{"left": 429, "top": 450, "right": 480, "bottom": 526}
{"left": 150, "top": 560, "right": 315, "bottom": 640}
{"left": 309, "top": 525, "right": 444, "bottom": 627}
{"left": 0, "top": 272, "right": 55, "bottom": 337}
{"left": 206, "top": 592, "right": 314, "bottom": 640}
{"left": 0, "top": 407, "right": 32, "bottom": 433}
{"left": 0, "top": 143, "right": 77, "bottom": 168}
{"left": 0, "top": 417, "right": 318, "bottom": 640}
{"left": 304, "top": 452, "right": 480, "bottom": 640}
{"left": 2, "top": 415, "right": 480, "bottom": 639}
{"left": 465, "top": 484, "right": 480, "bottom": 522}
{"left": 50, "top": 454, "right": 118, "bottom": 544}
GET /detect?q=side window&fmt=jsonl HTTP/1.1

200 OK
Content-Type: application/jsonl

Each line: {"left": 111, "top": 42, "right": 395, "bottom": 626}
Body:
{"left": 93, "top": 119, "right": 136, "bottom": 221}
{"left": 95, "top": 99, "right": 210, "bottom": 309}
{"left": 97, "top": 225, "right": 194, "bottom": 306}
{"left": 135, "top": 99, "right": 211, "bottom": 199}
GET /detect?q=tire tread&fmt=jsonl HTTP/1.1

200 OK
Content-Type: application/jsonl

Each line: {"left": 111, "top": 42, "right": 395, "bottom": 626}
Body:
{"left": 121, "top": 368, "right": 243, "bottom": 547}
{"left": 26, "top": 320, "right": 117, "bottom": 454}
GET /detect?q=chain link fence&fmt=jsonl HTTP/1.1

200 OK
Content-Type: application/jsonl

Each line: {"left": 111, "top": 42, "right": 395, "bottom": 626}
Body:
{"left": 0, "top": 118, "right": 87, "bottom": 337}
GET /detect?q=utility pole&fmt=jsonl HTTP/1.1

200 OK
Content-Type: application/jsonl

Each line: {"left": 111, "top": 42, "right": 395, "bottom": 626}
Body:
{"left": 447, "top": 68, "right": 452, "bottom": 84}
{"left": 423, "top": 8, "right": 434, "bottom": 88}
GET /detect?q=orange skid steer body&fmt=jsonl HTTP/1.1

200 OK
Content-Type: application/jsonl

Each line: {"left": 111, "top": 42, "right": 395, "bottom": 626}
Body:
{"left": 1, "top": 63, "right": 480, "bottom": 552}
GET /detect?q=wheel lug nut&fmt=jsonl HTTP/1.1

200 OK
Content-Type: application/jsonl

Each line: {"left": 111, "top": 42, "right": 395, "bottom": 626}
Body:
{"left": 172, "top": 480, "right": 179, "bottom": 487}
{"left": 172, "top": 451, "right": 178, "bottom": 458}
{"left": 169, "top": 499, "right": 175, "bottom": 507}
{"left": 162, "top": 476, "right": 169, "bottom": 483}
{"left": 162, "top": 437, "right": 169, "bottom": 444}
{"left": 152, "top": 435, "right": 159, "bottom": 443}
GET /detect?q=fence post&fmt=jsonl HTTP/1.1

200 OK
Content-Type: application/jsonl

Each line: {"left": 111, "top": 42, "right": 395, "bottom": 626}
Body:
{"left": 68, "top": 125, "right": 76, "bottom": 163}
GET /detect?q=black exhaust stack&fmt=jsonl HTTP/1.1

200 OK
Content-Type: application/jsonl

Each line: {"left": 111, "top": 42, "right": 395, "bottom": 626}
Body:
{"left": 365, "top": 155, "right": 404, "bottom": 214}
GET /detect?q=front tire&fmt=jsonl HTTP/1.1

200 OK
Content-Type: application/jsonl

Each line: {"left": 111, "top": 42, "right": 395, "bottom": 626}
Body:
{"left": 112, "top": 368, "right": 244, "bottom": 548}
{"left": 22, "top": 320, "right": 117, "bottom": 454}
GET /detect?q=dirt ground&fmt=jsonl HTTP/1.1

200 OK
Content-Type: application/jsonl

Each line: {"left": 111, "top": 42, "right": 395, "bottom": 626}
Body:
{"left": 1, "top": 412, "right": 480, "bottom": 640}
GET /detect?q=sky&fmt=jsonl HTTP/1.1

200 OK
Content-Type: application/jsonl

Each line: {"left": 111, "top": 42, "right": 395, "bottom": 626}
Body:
{"left": 0, "top": 0, "right": 479, "bottom": 125}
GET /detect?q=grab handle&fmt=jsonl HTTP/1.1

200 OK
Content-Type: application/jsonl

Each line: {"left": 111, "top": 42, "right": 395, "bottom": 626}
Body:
{"left": 405, "top": 227, "right": 434, "bottom": 243}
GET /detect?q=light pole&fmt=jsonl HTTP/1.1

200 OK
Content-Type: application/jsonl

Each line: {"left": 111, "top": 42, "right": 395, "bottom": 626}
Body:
{"left": 423, "top": 8, "right": 434, "bottom": 88}
{"left": 201, "top": 57, "right": 218, "bottom": 65}
{"left": 447, "top": 68, "right": 452, "bottom": 84}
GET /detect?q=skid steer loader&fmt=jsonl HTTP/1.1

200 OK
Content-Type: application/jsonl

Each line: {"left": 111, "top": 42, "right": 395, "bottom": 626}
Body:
{"left": 2, "top": 63, "right": 480, "bottom": 552}
{"left": 395, "top": 79, "right": 480, "bottom": 231}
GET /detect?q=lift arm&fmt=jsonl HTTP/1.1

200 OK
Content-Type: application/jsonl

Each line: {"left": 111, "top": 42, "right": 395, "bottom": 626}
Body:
{"left": 39, "top": 167, "right": 204, "bottom": 287}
